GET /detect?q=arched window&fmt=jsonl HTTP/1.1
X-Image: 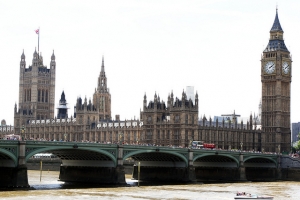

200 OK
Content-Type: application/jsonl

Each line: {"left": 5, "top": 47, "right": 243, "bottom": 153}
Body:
{"left": 42, "top": 90, "right": 44, "bottom": 102}
{"left": 45, "top": 90, "right": 48, "bottom": 102}
{"left": 38, "top": 90, "right": 41, "bottom": 102}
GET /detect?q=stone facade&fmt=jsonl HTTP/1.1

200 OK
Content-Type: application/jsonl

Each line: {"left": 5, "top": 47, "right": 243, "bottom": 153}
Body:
{"left": 14, "top": 49, "right": 56, "bottom": 128}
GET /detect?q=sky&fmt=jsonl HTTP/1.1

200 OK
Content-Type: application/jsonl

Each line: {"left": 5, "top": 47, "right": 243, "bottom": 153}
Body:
{"left": 0, "top": 0, "right": 300, "bottom": 126}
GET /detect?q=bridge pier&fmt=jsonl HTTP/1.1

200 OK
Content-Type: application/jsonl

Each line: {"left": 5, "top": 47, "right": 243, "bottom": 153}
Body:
{"left": 0, "top": 141, "right": 29, "bottom": 188}
{"left": 239, "top": 154, "right": 247, "bottom": 181}
{"left": 276, "top": 155, "right": 282, "bottom": 180}
{"left": 183, "top": 150, "right": 196, "bottom": 182}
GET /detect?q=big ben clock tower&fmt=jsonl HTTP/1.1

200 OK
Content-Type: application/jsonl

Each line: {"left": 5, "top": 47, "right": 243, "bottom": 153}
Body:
{"left": 261, "top": 9, "right": 291, "bottom": 152}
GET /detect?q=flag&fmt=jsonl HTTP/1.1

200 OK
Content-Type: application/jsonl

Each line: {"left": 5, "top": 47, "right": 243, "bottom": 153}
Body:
{"left": 35, "top": 29, "right": 39, "bottom": 34}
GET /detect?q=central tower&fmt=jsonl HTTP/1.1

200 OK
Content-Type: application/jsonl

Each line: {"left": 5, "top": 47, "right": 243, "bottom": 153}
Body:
{"left": 93, "top": 56, "right": 111, "bottom": 120}
{"left": 261, "top": 9, "right": 292, "bottom": 152}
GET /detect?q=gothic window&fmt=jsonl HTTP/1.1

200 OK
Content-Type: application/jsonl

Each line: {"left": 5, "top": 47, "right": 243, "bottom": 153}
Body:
{"left": 191, "top": 130, "right": 194, "bottom": 140}
{"left": 185, "top": 130, "right": 188, "bottom": 141}
{"left": 38, "top": 90, "right": 41, "bottom": 102}
{"left": 109, "top": 132, "right": 112, "bottom": 142}
{"left": 157, "top": 130, "right": 160, "bottom": 139}
{"left": 27, "top": 90, "right": 30, "bottom": 102}
{"left": 174, "top": 130, "right": 179, "bottom": 140}
{"left": 24, "top": 89, "right": 27, "bottom": 102}
{"left": 175, "top": 115, "right": 180, "bottom": 123}
{"left": 146, "top": 130, "right": 152, "bottom": 140}
{"left": 185, "top": 114, "right": 188, "bottom": 124}
{"left": 45, "top": 90, "right": 48, "bottom": 102}
{"left": 147, "top": 116, "right": 152, "bottom": 123}
{"left": 192, "top": 115, "right": 194, "bottom": 125}
{"left": 42, "top": 90, "right": 44, "bottom": 102}
{"left": 167, "top": 130, "right": 170, "bottom": 139}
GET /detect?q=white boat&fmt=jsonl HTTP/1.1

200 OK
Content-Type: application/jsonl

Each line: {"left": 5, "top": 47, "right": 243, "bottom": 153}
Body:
{"left": 234, "top": 193, "right": 273, "bottom": 200}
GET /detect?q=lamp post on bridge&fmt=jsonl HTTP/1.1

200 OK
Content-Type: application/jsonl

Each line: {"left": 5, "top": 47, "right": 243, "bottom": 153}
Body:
{"left": 21, "top": 125, "right": 25, "bottom": 141}
{"left": 240, "top": 142, "right": 243, "bottom": 151}
{"left": 278, "top": 144, "right": 281, "bottom": 154}
{"left": 118, "top": 132, "right": 123, "bottom": 144}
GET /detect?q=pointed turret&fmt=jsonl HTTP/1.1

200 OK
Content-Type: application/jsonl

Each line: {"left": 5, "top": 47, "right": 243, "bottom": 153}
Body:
{"left": 21, "top": 50, "right": 25, "bottom": 59}
{"left": 97, "top": 56, "right": 108, "bottom": 93}
{"left": 51, "top": 50, "right": 55, "bottom": 61}
{"left": 270, "top": 8, "right": 283, "bottom": 32}
{"left": 101, "top": 55, "right": 105, "bottom": 73}
{"left": 20, "top": 50, "right": 26, "bottom": 68}
{"left": 143, "top": 93, "right": 147, "bottom": 108}
{"left": 33, "top": 48, "right": 38, "bottom": 59}
{"left": 50, "top": 50, "right": 56, "bottom": 70}
{"left": 57, "top": 91, "right": 69, "bottom": 119}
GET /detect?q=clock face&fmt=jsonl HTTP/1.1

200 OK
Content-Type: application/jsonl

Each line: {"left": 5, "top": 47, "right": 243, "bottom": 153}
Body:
{"left": 282, "top": 62, "right": 290, "bottom": 74}
{"left": 264, "top": 61, "right": 275, "bottom": 74}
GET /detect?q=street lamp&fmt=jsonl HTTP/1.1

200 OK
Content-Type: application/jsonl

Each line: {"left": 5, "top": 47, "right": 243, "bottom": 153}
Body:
{"left": 21, "top": 125, "right": 25, "bottom": 141}
{"left": 64, "top": 133, "right": 67, "bottom": 142}
{"left": 278, "top": 144, "right": 281, "bottom": 154}
{"left": 240, "top": 142, "right": 243, "bottom": 151}
{"left": 119, "top": 132, "right": 123, "bottom": 144}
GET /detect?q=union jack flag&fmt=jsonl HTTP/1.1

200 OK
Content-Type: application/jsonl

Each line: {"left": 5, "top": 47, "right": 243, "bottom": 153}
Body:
{"left": 35, "top": 29, "right": 39, "bottom": 34}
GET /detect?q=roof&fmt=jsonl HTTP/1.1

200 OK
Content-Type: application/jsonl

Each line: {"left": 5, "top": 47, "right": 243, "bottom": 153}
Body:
{"left": 264, "top": 39, "right": 289, "bottom": 52}
{"left": 270, "top": 9, "right": 283, "bottom": 32}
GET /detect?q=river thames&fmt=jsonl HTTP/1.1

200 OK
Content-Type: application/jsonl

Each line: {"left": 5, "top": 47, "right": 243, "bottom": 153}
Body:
{"left": 0, "top": 170, "right": 299, "bottom": 200}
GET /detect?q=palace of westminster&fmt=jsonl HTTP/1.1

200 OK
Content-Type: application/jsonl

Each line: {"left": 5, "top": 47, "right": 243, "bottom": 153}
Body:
{"left": 0, "top": 10, "right": 292, "bottom": 153}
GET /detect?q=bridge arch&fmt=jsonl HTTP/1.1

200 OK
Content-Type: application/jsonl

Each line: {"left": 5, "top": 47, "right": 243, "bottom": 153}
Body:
{"left": 244, "top": 156, "right": 277, "bottom": 168}
{"left": 193, "top": 154, "right": 239, "bottom": 167}
{"left": 0, "top": 148, "right": 17, "bottom": 167}
{"left": 123, "top": 149, "right": 188, "bottom": 167}
{"left": 25, "top": 146, "right": 117, "bottom": 167}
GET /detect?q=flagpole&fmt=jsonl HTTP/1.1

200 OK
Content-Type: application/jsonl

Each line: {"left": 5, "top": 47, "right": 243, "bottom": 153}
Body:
{"left": 38, "top": 27, "right": 40, "bottom": 55}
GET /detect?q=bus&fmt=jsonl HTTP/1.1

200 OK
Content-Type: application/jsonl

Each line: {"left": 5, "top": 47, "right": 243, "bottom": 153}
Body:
{"left": 192, "top": 141, "right": 215, "bottom": 149}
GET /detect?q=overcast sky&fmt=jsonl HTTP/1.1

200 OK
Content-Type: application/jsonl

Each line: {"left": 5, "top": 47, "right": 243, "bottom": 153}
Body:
{"left": 1, "top": 0, "right": 300, "bottom": 125}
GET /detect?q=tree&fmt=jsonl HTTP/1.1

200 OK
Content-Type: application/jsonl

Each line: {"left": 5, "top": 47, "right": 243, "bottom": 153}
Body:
{"left": 293, "top": 132, "right": 300, "bottom": 152}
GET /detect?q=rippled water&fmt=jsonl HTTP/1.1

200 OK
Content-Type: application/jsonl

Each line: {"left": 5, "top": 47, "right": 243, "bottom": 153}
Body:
{"left": 0, "top": 170, "right": 299, "bottom": 200}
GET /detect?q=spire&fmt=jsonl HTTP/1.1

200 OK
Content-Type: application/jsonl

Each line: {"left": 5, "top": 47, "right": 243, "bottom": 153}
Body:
{"left": 51, "top": 50, "right": 55, "bottom": 60}
{"left": 270, "top": 8, "right": 283, "bottom": 32}
{"left": 21, "top": 49, "right": 25, "bottom": 59}
{"left": 101, "top": 55, "right": 105, "bottom": 72}
{"left": 60, "top": 91, "right": 66, "bottom": 103}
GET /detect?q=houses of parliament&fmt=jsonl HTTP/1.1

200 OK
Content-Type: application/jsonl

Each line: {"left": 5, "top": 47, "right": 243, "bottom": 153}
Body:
{"left": 0, "top": 10, "right": 292, "bottom": 153}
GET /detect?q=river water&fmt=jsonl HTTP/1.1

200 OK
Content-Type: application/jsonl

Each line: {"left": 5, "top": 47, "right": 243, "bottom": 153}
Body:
{"left": 0, "top": 170, "right": 299, "bottom": 200}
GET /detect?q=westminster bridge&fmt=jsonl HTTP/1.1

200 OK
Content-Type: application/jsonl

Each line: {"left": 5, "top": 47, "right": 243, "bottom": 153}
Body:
{"left": 0, "top": 140, "right": 299, "bottom": 187}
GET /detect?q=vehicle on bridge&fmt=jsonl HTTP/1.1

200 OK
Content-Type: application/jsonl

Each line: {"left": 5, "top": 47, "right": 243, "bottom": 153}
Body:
{"left": 191, "top": 141, "right": 215, "bottom": 149}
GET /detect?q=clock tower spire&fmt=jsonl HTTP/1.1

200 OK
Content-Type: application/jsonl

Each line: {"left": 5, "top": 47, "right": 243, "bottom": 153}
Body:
{"left": 261, "top": 8, "right": 291, "bottom": 152}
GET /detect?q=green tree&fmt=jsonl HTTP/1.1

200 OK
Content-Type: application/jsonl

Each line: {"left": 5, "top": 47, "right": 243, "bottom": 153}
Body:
{"left": 293, "top": 132, "right": 300, "bottom": 152}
